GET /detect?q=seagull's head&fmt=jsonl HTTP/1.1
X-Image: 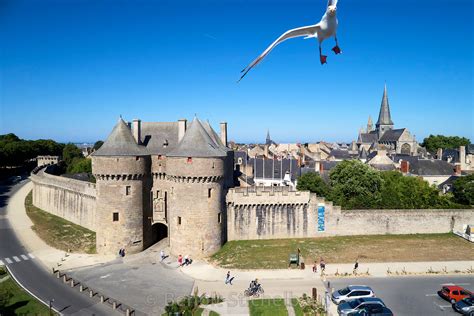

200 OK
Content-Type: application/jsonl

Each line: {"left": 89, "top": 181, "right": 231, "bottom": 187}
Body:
{"left": 327, "top": 5, "right": 337, "bottom": 17}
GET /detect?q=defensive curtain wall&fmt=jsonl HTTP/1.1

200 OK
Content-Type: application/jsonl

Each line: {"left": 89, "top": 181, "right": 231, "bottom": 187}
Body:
{"left": 226, "top": 187, "right": 474, "bottom": 241}
{"left": 30, "top": 166, "right": 474, "bottom": 252}
{"left": 31, "top": 166, "right": 97, "bottom": 231}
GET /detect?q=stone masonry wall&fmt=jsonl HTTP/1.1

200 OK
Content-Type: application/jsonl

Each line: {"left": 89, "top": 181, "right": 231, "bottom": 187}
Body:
{"left": 227, "top": 187, "right": 474, "bottom": 240}
{"left": 31, "top": 167, "right": 97, "bottom": 231}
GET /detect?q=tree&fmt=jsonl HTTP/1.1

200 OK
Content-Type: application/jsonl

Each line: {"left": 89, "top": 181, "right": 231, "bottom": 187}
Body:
{"left": 452, "top": 174, "right": 474, "bottom": 205}
{"left": 328, "top": 160, "right": 383, "bottom": 209}
{"left": 422, "top": 135, "right": 470, "bottom": 153}
{"left": 67, "top": 157, "right": 92, "bottom": 174}
{"left": 297, "top": 172, "right": 330, "bottom": 197}
{"left": 93, "top": 140, "right": 104, "bottom": 151}
{"left": 62, "top": 143, "right": 83, "bottom": 166}
{"left": 0, "top": 286, "right": 12, "bottom": 307}
{"left": 379, "top": 171, "right": 450, "bottom": 209}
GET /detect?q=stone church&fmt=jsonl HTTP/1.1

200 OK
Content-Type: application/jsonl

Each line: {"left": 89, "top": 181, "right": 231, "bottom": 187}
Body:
{"left": 357, "top": 85, "right": 418, "bottom": 155}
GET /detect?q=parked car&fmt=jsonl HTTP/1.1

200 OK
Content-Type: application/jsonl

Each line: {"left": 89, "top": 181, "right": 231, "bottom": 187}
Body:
{"left": 348, "top": 305, "right": 394, "bottom": 316}
{"left": 438, "top": 285, "right": 472, "bottom": 303}
{"left": 332, "top": 285, "right": 375, "bottom": 304}
{"left": 453, "top": 296, "right": 474, "bottom": 315}
{"left": 337, "top": 297, "right": 386, "bottom": 316}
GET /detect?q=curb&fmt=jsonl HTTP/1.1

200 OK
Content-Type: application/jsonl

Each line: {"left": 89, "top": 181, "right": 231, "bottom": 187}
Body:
{"left": 5, "top": 264, "right": 62, "bottom": 315}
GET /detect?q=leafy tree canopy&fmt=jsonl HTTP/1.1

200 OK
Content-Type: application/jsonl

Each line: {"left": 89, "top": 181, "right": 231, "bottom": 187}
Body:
{"left": 62, "top": 143, "right": 83, "bottom": 166}
{"left": 297, "top": 172, "right": 330, "bottom": 197}
{"left": 452, "top": 174, "right": 474, "bottom": 206}
{"left": 329, "top": 160, "right": 383, "bottom": 209}
{"left": 67, "top": 157, "right": 92, "bottom": 174}
{"left": 422, "top": 135, "right": 470, "bottom": 153}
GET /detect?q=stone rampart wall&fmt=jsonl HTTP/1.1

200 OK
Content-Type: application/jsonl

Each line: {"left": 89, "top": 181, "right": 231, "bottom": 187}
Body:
{"left": 30, "top": 166, "right": 97, "bottom": 231}
{"left": 226, "top": 187, "right": 474, "bottom": 240}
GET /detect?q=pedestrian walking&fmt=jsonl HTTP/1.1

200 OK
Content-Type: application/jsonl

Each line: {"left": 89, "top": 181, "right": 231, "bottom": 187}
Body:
{"left": 320, "top": 258, "right": 326, "bottom": 272}
{"left": 353, "top": 259, "right": 359, "bottom": 275}
{"left": 178, "top": 254, "right": 183, "bottom": 266}
{"left": 225, "top": 271, "right": 235, "bottom": 285}
{"left": 312, "top": 261, "right": 318, "bottom": 273}
{"left": 160, "top": 250, "right": 166, "bottom": 262}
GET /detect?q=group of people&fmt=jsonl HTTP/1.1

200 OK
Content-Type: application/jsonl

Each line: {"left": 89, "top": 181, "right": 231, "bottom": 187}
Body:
{"left": 312, "top": 257, "right": 326, "bottom": 273}
{"left": 177, "top": 254, "right": 192, "bottom": 266}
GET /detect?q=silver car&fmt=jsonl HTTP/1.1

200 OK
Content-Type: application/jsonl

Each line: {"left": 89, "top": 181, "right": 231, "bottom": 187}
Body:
{"left": 453, "top": 296, "right": 474, "bottom": 315}
{"left": 332, "top": 285, "right": 375, "bottom": 305}
{"left": 337, "top": 297, "right": 386, "bottom": 316}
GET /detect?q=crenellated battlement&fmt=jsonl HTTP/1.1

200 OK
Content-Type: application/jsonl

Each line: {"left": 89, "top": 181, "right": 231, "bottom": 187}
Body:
{"left": 166, "top": 175, "right": 223, "bottom": 183}
{"left": 226, "top": 187, "right": 313, "bottom": 206}
{"left": 93, "top": 173, "right": 146, "bottom": 181}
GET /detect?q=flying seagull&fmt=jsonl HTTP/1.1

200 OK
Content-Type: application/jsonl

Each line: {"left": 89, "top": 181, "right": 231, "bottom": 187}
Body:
{"left": 238, "top": 0, "right": 341, "bottom": 82}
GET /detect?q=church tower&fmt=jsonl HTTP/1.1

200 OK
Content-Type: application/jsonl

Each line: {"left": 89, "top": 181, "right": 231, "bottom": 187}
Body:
{"left": 367, "top": 115, "right": 373, "bottom": 132}
{"left": 375, "top": 84, "right": 394, "bottom": 138}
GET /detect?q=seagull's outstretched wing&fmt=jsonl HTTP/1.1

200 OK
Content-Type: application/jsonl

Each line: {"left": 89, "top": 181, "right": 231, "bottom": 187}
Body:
{"left": 327, "top": 0, "right": 338, "bottom": 7}
{"left": 238, "top": 24, "right": 320, "bottom": 82}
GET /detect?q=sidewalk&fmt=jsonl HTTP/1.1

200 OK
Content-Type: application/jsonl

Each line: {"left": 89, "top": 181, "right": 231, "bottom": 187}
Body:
{"left": 7, "top": 181, "right": 115, "bottom": 271}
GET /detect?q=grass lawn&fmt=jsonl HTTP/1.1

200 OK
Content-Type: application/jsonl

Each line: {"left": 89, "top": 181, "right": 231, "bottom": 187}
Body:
{"left": 211, "top": 233, "right": 474, "bottom": 269}
{"left": 291, "top": 298, "right": 304, "bottom": 316}
{"left": 0, "top": 268, "right": 51, "bottom": 315}
{"left": 25, "top": 191, "right": 96, "bottom": 254}
{"left": 248, "top": 299, "right": 288, "bottom": 316}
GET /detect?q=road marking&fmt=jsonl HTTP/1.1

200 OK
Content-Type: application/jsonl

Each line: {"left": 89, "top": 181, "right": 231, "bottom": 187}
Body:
{"left": 441, "top": 283, "right": 470, "bottom": 285}
{"left": 425, "top": 294, "right": 438, "bottom": 296}
{"left": 12, "top": 256, "right": 20, "bottom": 262}
{"left": 20, "top": 255, "right": 29, "bottom": 260}
{"left": 27, "top": 253, "right": 35, "bottom": 259}
{"left": 5, "top": 258, "right": 12, "bottom": 264}
{"left": 0, "top": 260, "right": 4, "bottom": 266}
{"left": 100, "top": 274, "right": 110, "bottom": 279}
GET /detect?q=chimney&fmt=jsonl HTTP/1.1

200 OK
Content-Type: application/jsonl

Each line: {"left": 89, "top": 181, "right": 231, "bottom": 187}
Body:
{"left": 132, "top": 119, "right": 141, "bottom": 144}
{"left": 437, "top": 148, "right": 443, "bottom": 160}
{"left": 220, "top": 122, "right": 228, "bottom": 147}
{"left": 264, "top": 144, "right": 269, "bottom": 158}
{"left": 178, "top": 119, "right": 187, "bottom": 142}
{"left": 454, "top": 164, "right": 462, "bottom": 176}
{"left": 400, "top": 160, "right": 409, "bottom": 173}
{"left": 460, "top": 146, "right": 466, "bottom": 170}
{"left": 315, "top": 161, "right": 321, "bottom": 173}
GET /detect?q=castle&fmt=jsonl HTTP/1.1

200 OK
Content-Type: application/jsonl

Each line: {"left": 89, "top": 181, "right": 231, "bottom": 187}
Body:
{"left": 91, "top": 117, "right": 233, "bottom": 257}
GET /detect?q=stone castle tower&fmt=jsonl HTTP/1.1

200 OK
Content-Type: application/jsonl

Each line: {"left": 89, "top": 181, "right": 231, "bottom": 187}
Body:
{"left": 92, "top": 116, "right": 232, "bottom": 257}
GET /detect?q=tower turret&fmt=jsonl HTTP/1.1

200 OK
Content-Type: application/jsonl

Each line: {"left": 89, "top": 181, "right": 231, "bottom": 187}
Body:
{"left": 92, "top": 118, "right": 151, "bottom": 255}
{"left": 166, "top": 118, "right": 227, "bottom": 258}
{"left": 376, "top": 84, "right": 394, "bottom": 138}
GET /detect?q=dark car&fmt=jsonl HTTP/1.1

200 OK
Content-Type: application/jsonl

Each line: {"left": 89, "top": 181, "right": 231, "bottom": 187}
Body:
{"left": 453, "top": 296, "right": 474, "bottom": 315}
{"left": 338, "top": 297, "right": 386, "bottom": 316}
{"left": 349, "top": 305, "right": 394, "bottom": 316}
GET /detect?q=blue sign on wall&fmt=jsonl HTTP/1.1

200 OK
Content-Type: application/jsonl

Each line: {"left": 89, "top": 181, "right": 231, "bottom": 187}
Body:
{"left": 317, "top": 204, "right": 325, "bottom": 232}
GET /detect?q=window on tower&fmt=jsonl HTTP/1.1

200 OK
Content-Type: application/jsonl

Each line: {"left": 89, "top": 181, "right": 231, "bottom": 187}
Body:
{"left": 113, "top": 212, "right": 119, "bottom": 222}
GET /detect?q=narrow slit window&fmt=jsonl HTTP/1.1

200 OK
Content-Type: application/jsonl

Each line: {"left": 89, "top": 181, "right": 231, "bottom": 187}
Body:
{"left": 208, "top": 188, "right": 212, "bottom": 198}
{"left": 113, "top": 212, "right": 119, "bottom": 222}
{"left": 125, "top": 186, "right": 131, "bottom": 195}
{"left": 178, "top": 216, "right": 182, "bottom": 225}
{"left": 218, "top": 212, "right": 221, "bottom": 223}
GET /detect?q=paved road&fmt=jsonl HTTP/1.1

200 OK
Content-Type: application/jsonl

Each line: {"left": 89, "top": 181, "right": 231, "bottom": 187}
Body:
{"left": 328, "top": 275, "right": 474, "bottom": 316}
{"left": 0, "top": 180, "right": 116, "bottom": 315}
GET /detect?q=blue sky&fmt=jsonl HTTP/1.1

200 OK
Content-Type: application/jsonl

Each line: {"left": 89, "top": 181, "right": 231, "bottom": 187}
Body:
{"left": 0, "top": 0, "right": 472, "bottom": 144}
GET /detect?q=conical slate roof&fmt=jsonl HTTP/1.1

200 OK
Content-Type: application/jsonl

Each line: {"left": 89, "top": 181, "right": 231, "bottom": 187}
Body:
{"left": 167, "top": 118, "right": 227, "bottom": 158}
{"left": 202, "top": 120, "right": 231, "bottom": 152}
{"left": 376, "top": 84, "right": 394, "bottom": 126}
{"left": 92, "top": 118, "right": 147, "bottom": 156}
{"left": 359, "top": 147, "right": 368, "bottom": 159}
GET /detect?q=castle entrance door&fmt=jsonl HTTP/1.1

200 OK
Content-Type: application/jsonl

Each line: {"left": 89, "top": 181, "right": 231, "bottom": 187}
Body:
{"left": 151, "top": 222, "right": 168, "bottom": 244}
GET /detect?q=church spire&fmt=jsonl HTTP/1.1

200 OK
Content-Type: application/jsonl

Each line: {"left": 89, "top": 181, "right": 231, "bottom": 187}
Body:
{"left": 266, "top": 129, "right": 272, "bottom": 145}
{"left": 367, "top": 115, "right": 373, "bottom": 132}
{"left": 376, "top": 84, "right": 394, "bottom": 127}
